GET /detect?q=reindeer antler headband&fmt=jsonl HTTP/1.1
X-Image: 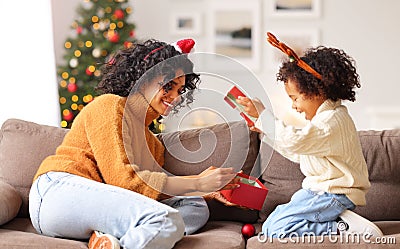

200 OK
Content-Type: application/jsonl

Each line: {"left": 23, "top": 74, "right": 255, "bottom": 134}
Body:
{"left": 267, "top": 32, "right": 322, "bottom": 80}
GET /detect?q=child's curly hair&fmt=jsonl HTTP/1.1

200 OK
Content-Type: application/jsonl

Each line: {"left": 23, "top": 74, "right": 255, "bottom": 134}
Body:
{"left": 277, "top": 46, "right": 360, "bottom": 102}
{"left": 96, "top": 39, "right": 200, "bottom": 109}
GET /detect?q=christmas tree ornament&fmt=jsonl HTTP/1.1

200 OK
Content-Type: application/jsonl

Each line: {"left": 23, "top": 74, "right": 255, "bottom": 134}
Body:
{"left": 124, "top": 41, "right": 132, "bottom": 48}
{"left": 67, "top": 83, "right": 78, "bottom": 93}
{"left": 69, "top": 58, "right": 78, "bottom": 68}
{"left": 92, "top": 48, "right": 101, "bottom": 58}
{"left": 85, "top": 67, "right": 94, "bottom": 76}
{"left": 82, "top": 0, "right": 93, "bottom": 10}
{"left": 241, "top": 224, "right": 255, "bottom": 238}
{"left": 108, "top": 32, "right": 120, "bottom": 43}
{"left": 63, "top": 110, "right": 74, "bottom": 122}
{"left": 98, "top": 21, "right": 107, "bottom": 31}
{"left": 129, "top": 30, "right": 135, "bottom": 37}
{"left": 97, "top": 8, "right": 105, "bottom": 18}
{"left": 114, "top": 9, "right": 124, "bottom": 19}
{"left": 76, "top": 26, "right": 83, "bottom": 34}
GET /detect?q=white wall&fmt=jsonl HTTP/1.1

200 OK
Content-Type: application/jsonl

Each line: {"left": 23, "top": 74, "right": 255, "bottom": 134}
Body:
{"left": 0, "top": 0, "right": 60, "bottom": 127}
{"left": 51, "top": 0, "right": 400, "bottom": 130}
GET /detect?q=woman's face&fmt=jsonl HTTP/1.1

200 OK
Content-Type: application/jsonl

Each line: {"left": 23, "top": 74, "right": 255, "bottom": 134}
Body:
{"left": 284, "top": 79, "right": 325, "bottom": 120}
{"left": 146, "top": 68, "right": 186, "bottom": 116}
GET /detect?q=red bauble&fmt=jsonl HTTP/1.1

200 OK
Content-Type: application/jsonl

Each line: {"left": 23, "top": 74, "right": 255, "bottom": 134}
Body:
{"left": 241, "top": 224, "right": 255, "bottom": 238}
{"left": 76, "top": 26, "right": 83, "bottom": 34}
{"left": 114, "top": 9, "right": 124, "bottom": 19}
{"left": 67, "top": 83, "right": 78, "bottom": 93}
{"left": 124, "top": 41, "right": 132, "bottom": 48}
{"left": 63, "top": 112, "right": 74, "bottom": 122}
{"left": 108, "top": 33, "right": 120, "bottom": 43}
{"left": 86, "top": 68, "right": 93, "bottom": 76}
{"left": 129, "top": 30, "right": 135, "bottom": 37}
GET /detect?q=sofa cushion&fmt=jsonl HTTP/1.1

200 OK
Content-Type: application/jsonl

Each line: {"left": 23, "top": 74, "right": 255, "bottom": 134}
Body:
{"left": 258, "top": 129, "right": 400, "bottom": 222}
{"left": 174, "top": 221, "right": 245, "bottom": 249}
{"left": 0, "top": 229, "right": 88, "bottom": 249}
{"left": 0, "top": 119, "right": 69, "bottom": 218}
{"left": 0, "top": 181, "right": 22, "bottom": 225}
{"left": 159, "top": 121, "right": 260, "bottom": 223}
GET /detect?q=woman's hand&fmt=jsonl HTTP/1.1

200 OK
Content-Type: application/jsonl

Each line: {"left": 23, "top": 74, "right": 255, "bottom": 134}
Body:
{"left": 164, "top": 167, "right": 238, "bottom": 196}
{"left": 196, "top": 166, "right": 237, "bottom": 193}
{"left": 236, "top": 96, "right": 265, "bottom": 119}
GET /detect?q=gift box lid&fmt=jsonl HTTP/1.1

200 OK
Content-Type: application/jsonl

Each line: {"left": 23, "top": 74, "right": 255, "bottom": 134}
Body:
{"left": 220, "top": 172, "right": 268, "bottom": 210}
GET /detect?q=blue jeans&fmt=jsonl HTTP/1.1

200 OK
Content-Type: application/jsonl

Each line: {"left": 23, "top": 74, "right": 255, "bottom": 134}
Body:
{"left": 262, "top": 189, "right": 355, "bottom": 238}
{"left": 29, "top": 172, "right": 209, "bottom": 249}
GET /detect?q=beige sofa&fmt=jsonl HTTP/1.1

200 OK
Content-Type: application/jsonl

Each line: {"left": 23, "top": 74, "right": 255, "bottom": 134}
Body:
{"left": 0, "top": 118, "right": 399, "bottom": 248}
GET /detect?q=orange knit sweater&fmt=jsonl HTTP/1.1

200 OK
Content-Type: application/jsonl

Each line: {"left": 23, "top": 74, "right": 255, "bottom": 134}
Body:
{"left": 33, "top": 93, "right": 168, "bottom": 200}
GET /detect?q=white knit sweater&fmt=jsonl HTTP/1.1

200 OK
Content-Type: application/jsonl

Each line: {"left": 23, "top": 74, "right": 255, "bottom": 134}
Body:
{"left": 256, "top": 99, "right": 370, "bottom": 206}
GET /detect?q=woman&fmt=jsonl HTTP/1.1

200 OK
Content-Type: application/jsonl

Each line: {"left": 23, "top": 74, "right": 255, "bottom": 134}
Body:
{"left": 29, "top": 38, "right": 237, "bottom": 249}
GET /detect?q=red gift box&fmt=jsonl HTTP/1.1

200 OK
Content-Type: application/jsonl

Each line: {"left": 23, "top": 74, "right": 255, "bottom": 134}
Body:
{"left": 224, "top": 86, "right": 256, "bottom": 127}
{"left": 220, "top": 172, "right": 268, "bottom": 210}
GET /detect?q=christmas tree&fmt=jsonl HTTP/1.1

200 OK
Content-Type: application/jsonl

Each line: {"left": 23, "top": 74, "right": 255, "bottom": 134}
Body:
{"left": 57, "top": 0, "right": 136, "bottom": 128}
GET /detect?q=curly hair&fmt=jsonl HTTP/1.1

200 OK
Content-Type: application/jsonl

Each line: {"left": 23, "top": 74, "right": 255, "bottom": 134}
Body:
{"left": 277, "top": 46, "right": 360, "bottom": 102}
{"left": 96, "top": 39, "right": 200, "bottom": 109}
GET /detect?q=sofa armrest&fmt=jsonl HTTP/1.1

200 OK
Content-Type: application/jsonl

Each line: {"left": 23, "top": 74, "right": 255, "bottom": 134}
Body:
{"left": 0, "top": 180, "right": 22, "bottom": 225}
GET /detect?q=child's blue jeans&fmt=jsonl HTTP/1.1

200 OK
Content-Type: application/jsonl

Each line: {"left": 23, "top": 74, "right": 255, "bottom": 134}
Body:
{"left": 29, "top": 172, "right": 209, "bottom": 249}
{"left": 262, "top": 188, "right": 355, "bottom": 238}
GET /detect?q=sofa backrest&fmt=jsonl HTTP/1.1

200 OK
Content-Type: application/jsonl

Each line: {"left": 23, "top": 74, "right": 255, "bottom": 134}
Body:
{"left": 2, "top": 118, "right": 398, "bottom": 222}
{"left": 0, "top": 119, "right": 260, "bottom": 220}
{"left": 0, "top": 119, "right": 69, "bottom": 218}
{"left": 259, "top": 129, "right": 400, "bottom": 222}
{"left": 159, "top": 121, "right": 260, "bottom": 176}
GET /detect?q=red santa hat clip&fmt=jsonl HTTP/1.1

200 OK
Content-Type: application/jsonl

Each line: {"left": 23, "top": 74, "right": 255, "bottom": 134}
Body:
{"left": 171, "top": 38, "right": 195, "bottom": 53}
{"left": 144, "top": 38, "right": 195, "bottom": 61}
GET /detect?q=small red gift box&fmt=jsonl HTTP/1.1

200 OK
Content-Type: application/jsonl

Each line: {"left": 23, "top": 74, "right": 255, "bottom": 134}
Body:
{"left": 224, "top": 86, "right": 256, "bottom": 127}
{"left": 220, "top": 172, "right": 268, "bottom": 210}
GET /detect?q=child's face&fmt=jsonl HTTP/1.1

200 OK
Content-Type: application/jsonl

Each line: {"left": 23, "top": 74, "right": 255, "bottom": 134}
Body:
{"left": 284, "top": 79, "right": 325, "bottom": 120}
{"left": 147, "top": 68, "right": 186, "bottom": 116}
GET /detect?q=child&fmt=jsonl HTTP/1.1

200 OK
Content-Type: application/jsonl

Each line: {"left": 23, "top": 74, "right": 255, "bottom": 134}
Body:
{"left": 29, "top": 38, "right": 238, "bottom": 249}
{"left": 236, "top": 32, "right": 383, "bottom": 238}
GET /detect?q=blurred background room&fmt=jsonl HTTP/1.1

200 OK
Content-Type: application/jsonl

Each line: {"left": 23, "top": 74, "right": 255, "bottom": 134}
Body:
{"left": 1, "top": 0, "right": 399, "bottom": 131}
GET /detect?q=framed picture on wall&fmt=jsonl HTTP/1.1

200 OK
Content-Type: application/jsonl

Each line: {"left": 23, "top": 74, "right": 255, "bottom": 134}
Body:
{"left": 267, "top": 0, "right": 321, "bottom": 18}
{"left": 170, "top": 12, "right": 202, "bottom": 36}
{"left": 266, "top": 29, "right": 319, "bottom": 70}
{"left": 208, "top": 0, "right": 261, "bottom": 71}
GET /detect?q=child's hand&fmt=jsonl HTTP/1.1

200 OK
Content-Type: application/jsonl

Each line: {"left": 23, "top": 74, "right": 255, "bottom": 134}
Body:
{"left": 249, "top": 126, "right": 262, "bottom": 134}
{"left": 236, "top": 96, "right": 265, "bottom": 119}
